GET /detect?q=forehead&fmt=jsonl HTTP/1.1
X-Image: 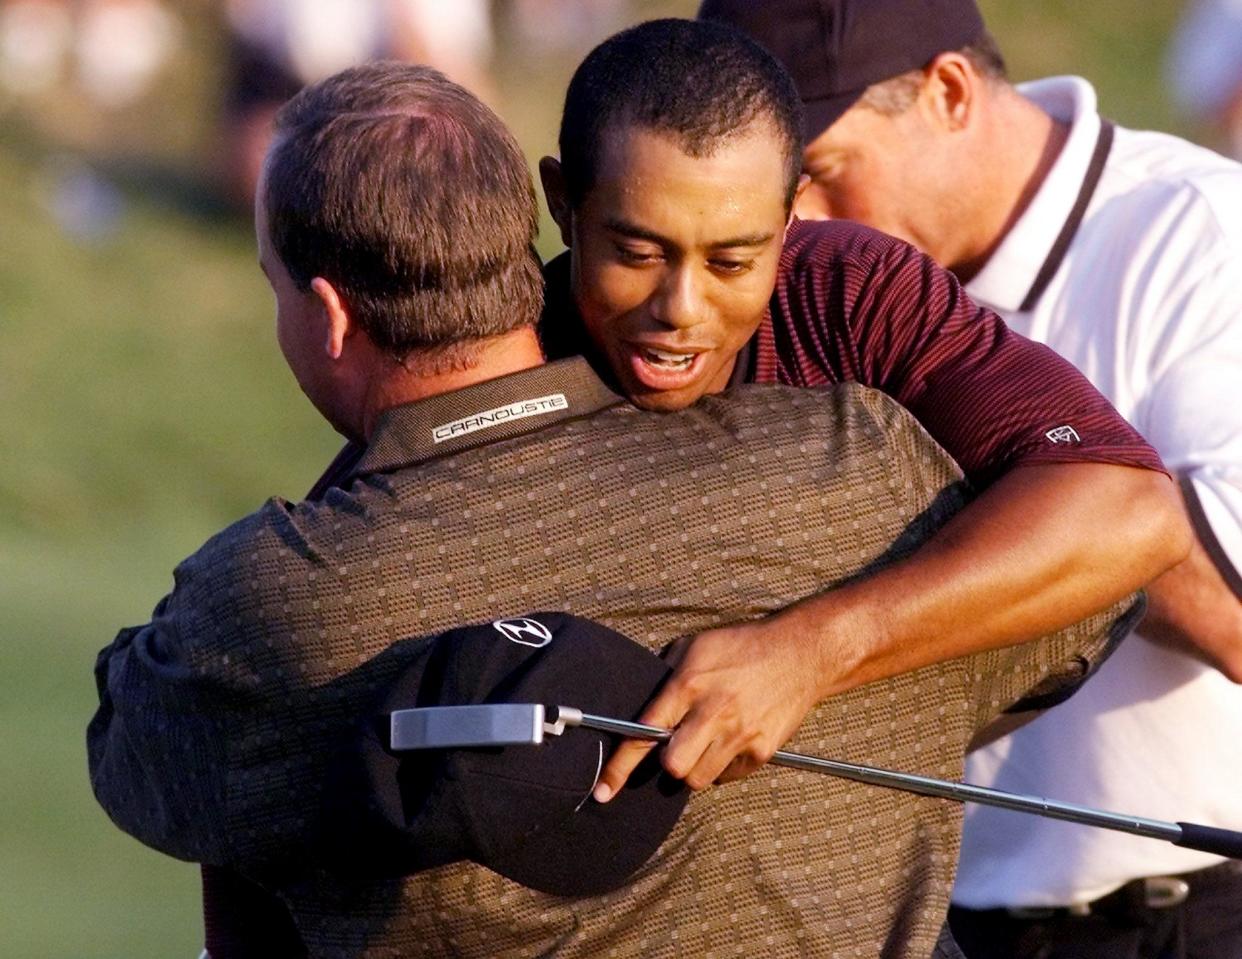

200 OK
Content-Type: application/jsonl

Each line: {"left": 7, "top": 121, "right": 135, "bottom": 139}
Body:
{"left": 587, "top": 123, "right": 789, "bottom": 242}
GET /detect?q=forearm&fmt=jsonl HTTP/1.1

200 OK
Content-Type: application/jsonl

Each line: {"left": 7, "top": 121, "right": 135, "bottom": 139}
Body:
{"left": 1138, "top": 536, "right": 1242, "bottom": 681}
{"left": 782, "top": 462, "right": 1191, "bottom": 700}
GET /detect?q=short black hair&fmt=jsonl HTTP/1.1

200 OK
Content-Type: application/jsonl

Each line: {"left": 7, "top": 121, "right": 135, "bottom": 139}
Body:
{"left": 265, "top": 62, "right": 543, "bottom": 358}
{"left": 558, "top": 18, "right": 804, "bottom": 210}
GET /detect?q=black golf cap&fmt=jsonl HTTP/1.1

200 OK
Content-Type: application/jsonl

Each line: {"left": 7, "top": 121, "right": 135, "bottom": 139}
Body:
{"left": 324, "top": 612, "right": 689, "bottom": 897}
{"left": 700, "top": 0, "right": 985, "bottom": 140}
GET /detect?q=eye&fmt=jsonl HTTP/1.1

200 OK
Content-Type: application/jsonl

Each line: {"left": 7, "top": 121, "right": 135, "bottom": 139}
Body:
{"left": 614, "top": 244, "right": 662, "bottom": 265}
{"left": 804, "top": 154, "right": 850, "bottom": 191}
{"left": 709, "top": 258, "right": 754, "bottom": 276}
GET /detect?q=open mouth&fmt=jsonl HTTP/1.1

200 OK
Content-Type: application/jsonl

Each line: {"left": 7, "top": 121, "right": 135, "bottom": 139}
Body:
{"left": 623, "top": 342, "right": 708, "bottom": 393}
{"left": 640, "top": 346, "right": 696, "bottom": 371}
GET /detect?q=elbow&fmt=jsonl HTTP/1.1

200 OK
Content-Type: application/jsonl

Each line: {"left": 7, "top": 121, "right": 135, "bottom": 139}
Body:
{"left": 1141, "top": 471, "right": 1194, "bottom": 576}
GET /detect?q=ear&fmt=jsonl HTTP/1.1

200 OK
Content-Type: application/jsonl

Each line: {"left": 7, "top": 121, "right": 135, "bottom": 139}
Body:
{"left": 538, "top": 156, "right": 574, "bottom": 247}
{"left": 788, "top": 173, "right": 814, "bottom": 226}
{"left": 309, "top": 277, "right": 351, "bottom": 360}
{"left": 920, "top": 52, "right": 976, "bottom": 133}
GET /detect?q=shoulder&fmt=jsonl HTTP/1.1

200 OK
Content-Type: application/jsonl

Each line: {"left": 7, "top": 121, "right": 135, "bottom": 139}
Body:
{"left": 1100, "top": 128, "right": 1242, "bottom": 256}
{"left": 721, "top": 379, "right": 920, "bottom": 423}
{"left": 780, "top": 217, "right": 915, "bottom": 277}
{"left": 1021, "top": 76, "right": 1242, "bottom": 261}
{"left": 1083, "top": 129, "right": 1242, "bottom": 347}
{"left": 550, "top": 379, "right": 945, "bottom": 459}
{"left": 170, "top": 496, "right": 332, "bottom": 608}
{"left": 706, "top": 381, "right": 962, "bottom": 476}
{"left": 773, "top": 218, "right": 937, "bottom": 344}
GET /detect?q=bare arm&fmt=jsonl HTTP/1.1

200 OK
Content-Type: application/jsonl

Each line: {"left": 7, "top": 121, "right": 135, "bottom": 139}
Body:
{"left": 594, "top": 461, "right": 1190, "bottom": 800}
{"left": 1138, "top": 515, "right": 1242, "bottom": 682}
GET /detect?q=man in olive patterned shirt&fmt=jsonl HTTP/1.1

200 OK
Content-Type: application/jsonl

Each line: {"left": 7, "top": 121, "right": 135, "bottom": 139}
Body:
{"left": 90, "top": 62, "right": 1136, "bottom": 957}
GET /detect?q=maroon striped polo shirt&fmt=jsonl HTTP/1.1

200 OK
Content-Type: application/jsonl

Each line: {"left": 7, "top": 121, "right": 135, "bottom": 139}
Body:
{"left": 544, "top": 217, "right": 1165, "bottom": 487}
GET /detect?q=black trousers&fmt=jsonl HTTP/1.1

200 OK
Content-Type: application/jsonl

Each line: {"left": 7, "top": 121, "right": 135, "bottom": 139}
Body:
{"left": 948, "top": 861, "right": 1242, "bottom": 959}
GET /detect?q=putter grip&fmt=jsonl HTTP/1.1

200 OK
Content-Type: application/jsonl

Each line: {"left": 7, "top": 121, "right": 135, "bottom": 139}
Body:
{"left": 1175, "top": 822, "right": 1242, "bottom": 860}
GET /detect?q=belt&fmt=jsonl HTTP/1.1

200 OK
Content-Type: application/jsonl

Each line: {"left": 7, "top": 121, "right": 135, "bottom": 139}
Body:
{"left": 1002, "top": 860, "right": 1242, "bottom": 922}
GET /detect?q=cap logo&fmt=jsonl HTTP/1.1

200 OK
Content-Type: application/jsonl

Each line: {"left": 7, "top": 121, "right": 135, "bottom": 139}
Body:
{"left": 492, "top": 617, "right": 554, "bottom": 648}
{"left": 1045, "top": 425, "right": 1081, "bottom": 445}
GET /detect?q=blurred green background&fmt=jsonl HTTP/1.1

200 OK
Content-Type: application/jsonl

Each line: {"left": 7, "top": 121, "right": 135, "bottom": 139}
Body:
{"left": 0, "top": 1, "right": 1216, "bottom": 955}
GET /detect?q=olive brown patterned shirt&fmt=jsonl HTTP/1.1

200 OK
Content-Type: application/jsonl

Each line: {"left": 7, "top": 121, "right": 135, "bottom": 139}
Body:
{"left": 89, "top": 358, "right": 1134, "bottom": 958}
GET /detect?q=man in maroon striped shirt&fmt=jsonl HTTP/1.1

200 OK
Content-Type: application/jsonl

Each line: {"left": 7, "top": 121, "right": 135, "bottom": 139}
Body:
{"left": 194, "top": 25, "right": 1187, "bottom": 952}
{"left": 537, "top": 19, "right": 1189, "bottom": 800}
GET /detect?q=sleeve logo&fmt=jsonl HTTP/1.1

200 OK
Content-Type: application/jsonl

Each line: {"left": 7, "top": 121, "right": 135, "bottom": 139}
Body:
{"left": 1045, "top": 425, "right": 1081, "bottom": 445}
{"left": 492, "top": 617, "right": 554, "bottom": 647}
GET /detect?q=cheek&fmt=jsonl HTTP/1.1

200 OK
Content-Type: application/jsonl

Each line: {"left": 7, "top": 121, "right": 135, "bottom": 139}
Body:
{"left": 273, "top": 296, "right": 313, "bottom": 376}
{"left": 715, "top": 271, "right": 775, "bottom": 344}
{"left": 826, "top": 175, "right": 875, "bottom": 223}
{"left": 577, "top": 259, "right": 655, "bottom": 328}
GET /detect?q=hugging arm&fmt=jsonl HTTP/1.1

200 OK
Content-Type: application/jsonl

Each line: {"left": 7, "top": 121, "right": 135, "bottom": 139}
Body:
{"left": 596, "top": 233, "right": 1189, "bottom": 799}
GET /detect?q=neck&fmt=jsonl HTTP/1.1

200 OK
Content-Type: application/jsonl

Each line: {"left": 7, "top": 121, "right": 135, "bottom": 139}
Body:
{"left": 360, "top": 326, "right": 545, "bottom": 440}
{"left": 951, "top": 89, "right": 1068, "bottom": 283}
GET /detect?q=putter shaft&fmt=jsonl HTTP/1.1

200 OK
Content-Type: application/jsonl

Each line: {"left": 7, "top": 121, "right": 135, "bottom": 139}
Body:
{"left": 564, "top": 710, "right": 1203, "bottom": 850}
{"left": 390, "top": 703, "right": 1242, "bottom": 859}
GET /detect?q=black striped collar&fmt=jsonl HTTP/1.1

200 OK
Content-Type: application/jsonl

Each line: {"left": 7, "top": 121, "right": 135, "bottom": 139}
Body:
{"left": 966, "top": 79, "right": 1115, "bottom": 313}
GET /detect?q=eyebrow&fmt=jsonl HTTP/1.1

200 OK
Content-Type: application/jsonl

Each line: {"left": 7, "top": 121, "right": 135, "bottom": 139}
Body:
{"left": 604, "top": 217, "right": 775, "bottom": 251}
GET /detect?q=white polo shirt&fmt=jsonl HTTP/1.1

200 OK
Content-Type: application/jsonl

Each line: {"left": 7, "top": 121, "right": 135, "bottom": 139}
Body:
{"left": 953, "top": 76, "right": 1242, "bottom": 907}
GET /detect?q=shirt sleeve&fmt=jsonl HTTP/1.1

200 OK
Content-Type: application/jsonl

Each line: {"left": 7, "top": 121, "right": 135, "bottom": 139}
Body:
{"left": 777, "top": 221, "right": 1167, "bottom": 487}
{"left": 86, "top": 502, "right": 365, "bottom": 878}
{"left": 87, "top": 537, "right": 237, "bottom": 867}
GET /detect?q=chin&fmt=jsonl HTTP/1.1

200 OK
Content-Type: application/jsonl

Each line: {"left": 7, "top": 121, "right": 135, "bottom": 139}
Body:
{"left": 626, "top": 387, "right": 700, "bottom": 413}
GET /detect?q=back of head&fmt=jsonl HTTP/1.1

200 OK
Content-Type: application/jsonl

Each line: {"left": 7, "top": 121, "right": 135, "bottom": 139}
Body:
{"left": 558, "top": 18, "right": 804, "bottom": 210}
{"left": 699, "top": 0, "right": 1003, "bottom": 138}
{"left": 263, "top": 62, "right": 543, "bottom": 358}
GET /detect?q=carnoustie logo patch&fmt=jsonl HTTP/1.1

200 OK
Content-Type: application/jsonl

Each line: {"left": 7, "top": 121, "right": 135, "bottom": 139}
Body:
{"left": 433, "top": 394, "right": 568, "bottom": 443}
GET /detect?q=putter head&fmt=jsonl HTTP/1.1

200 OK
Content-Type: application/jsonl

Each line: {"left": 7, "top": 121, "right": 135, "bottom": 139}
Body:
{"left": 390, "top": 703, "right": 547, "bottom": 750}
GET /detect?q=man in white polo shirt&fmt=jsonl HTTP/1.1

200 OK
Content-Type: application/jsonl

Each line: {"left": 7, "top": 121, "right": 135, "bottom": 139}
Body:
{"left": 703, "top": 1, "right": 1242, "bottom": 956}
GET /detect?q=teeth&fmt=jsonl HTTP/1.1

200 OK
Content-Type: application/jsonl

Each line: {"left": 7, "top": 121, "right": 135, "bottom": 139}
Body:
{"left": 642, "top": 347, "right": 695, "bottom": 369}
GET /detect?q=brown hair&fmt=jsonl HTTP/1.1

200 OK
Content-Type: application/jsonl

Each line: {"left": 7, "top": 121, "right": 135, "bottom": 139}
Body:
{"left": 263, "top": 62, "right": 543, "bottom": 359}
{"left": 856, "top": 32, "right": 1008, "bottom": 116}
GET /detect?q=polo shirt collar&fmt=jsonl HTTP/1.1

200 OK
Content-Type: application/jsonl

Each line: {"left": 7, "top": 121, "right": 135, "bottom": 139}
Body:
{"left": 966, "top": 76, "right": 1102, "bottom": 312}
{"left": 352, "top": 357, "right": 625, "bottom": 478}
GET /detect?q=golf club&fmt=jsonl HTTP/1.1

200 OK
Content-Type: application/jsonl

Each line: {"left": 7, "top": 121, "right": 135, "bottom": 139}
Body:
{"left": 390, "top": 703, "right": 1242, "bottom": 860}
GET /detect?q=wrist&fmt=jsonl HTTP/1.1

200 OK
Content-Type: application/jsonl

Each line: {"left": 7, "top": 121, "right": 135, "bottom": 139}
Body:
{"left": 777, "top": 591, "right": 888, "bottom": 700}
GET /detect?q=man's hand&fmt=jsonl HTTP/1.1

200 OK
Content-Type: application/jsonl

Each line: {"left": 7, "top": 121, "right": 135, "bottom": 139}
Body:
{"left": 593, "top": 616, "right": 842, "bottom": 801}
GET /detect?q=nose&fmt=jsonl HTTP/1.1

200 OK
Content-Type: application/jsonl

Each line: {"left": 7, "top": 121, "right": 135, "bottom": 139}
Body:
{"left": 649, "top": 264, "right": 704, "bottom": 330}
